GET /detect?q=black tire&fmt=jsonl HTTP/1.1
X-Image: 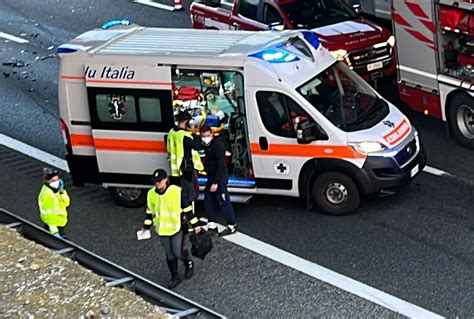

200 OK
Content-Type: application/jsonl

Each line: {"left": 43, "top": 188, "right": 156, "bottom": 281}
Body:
{"left": 108, "top": 187, "right": 147, "bottom": 208}
{"left": 448, "top": 93, "right": 474, "bottom": 149}
{"left": 312, "top": 172, "right": 360, "bottom": 215}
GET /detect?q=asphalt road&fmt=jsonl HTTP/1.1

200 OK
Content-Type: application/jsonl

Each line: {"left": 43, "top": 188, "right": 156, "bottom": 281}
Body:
{"left": 1, "top": 0, "right": 473, "bottom": 317}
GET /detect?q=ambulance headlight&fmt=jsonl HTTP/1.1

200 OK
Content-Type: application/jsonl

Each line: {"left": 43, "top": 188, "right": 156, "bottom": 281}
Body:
{"left": 349, "top": 142, "right": 387, "bottom": 155}
{"left": 330, "top": 49, "right": 347, "bottom": 61}
{"left": 387, "top": 36, "right": 396, "bottom": 47}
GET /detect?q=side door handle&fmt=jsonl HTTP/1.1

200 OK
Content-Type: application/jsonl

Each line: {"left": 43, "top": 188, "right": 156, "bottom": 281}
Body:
{"left": 259, "top": 136, "right": 268, "bottom": 151}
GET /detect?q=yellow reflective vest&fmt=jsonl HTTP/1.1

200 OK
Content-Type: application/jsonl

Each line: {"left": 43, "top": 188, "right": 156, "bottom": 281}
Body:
{"left": 167, "top": 128, "right": 204, "bottom": 177}
{"left": 38, "top": 185, "right": 70, "bottom": 228}
{"left": 147, "top": 185, "right": 182, "bottom": 236}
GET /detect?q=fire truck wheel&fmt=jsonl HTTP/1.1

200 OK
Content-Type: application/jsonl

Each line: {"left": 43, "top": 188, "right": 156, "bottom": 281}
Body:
{"left": 108, "top": 187, "right": 147, "bottom": 208}
{"left": 312, "top": 172, "right": 360, "bottom": 215}
{"left": 448, "top": 94, "right": 474, "bottom": 149}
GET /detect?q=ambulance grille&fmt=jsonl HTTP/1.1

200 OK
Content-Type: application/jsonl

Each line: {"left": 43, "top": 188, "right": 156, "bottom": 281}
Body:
{"left": 394, "top": 138, "right": 417, "bottom": 166}
{"left": 347, "top": 44, "right": 392, "bottom": 69}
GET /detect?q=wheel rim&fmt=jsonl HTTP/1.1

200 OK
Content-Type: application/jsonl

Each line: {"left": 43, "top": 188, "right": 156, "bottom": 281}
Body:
{"left": 456, "top": 104, "right": 474, "bottom": 139}
{"left": 325, "top": 183, "right": 348, "bottom": 205}
{"left": 115, "top": 187, "right": 142, "bottom": 201}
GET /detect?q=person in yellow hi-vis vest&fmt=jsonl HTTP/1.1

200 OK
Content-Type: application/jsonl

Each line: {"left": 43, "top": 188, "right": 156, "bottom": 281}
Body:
{"left": 167, "top": 111, "right": 204, "bottom": 215}
{"left": 38, "top": 168, "right": 70, "bottom": 238}
{"left": 141, "top": 169, "right": 201, "bottom": 289}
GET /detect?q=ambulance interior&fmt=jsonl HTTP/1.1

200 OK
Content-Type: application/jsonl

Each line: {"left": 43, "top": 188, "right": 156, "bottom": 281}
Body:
{"left": 438, "top": 5, "right": 474, "bottom": 80}
{"left": 171, "top": 68, "right": 254, "bottom": 182}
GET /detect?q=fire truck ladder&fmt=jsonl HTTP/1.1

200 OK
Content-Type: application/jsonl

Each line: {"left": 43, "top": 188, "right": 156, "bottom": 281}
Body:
{"left": 0, "top": 208, "right": 226, "bottom": 319}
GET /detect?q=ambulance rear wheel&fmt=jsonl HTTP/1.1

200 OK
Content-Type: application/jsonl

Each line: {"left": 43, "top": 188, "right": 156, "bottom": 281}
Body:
{"left": 312, "top": 172, "right": 360, "bottom": 215}
{"left": 448, "top": 93, "right": 474, "bottom": 149}
{"left": 108, "top": 187, "right": 147, "bottom": 208}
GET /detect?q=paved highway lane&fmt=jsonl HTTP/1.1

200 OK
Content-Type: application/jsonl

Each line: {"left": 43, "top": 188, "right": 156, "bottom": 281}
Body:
{"left": 0, "top": 144, "right": 403, "bottom": 318}
{"left": 0, "top": 0, "right": 192, "bottom": 156}
{"left": 1, "top": 0, "right": 473, "bottom": 317}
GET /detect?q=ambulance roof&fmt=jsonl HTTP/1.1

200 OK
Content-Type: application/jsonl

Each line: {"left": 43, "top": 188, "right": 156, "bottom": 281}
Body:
{"left": 64, "top": 26, "right": 304, "bottom": 61}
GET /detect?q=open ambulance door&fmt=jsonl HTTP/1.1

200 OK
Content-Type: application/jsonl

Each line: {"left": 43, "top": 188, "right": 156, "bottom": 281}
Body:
{"left": 85, "top": 64, "right": 174, "bottom": 206}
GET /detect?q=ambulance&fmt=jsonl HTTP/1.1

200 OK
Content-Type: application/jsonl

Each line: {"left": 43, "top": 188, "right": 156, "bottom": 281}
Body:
{"left": 57, "top": 23, "right": 426, "bottom": 215}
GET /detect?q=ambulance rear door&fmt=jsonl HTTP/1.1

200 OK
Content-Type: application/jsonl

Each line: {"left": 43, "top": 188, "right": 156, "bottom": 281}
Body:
{"left": 85, "top": 63, "right": 174, "bottom": 185}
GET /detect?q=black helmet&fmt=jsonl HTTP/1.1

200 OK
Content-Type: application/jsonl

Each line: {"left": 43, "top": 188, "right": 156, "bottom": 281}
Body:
{"left": 151, "top": 168, "right": 168, "bottom": 183}
{"left": 43, "top": 167, "right": 59, "bottom": 181}
{"left": 176, "top": 111, "right": 192, "bottom": 123}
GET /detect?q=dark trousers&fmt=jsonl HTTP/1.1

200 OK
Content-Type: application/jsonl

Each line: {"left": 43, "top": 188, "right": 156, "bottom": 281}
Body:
{"left": 205, "top": 175, "right": 236, "bottom": 226}
{"left": 160, "top": 230, "right": 183, "bottom": 260}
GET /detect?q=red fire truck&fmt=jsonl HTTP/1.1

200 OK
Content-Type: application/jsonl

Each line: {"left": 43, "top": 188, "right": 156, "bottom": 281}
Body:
{"left": 190, "top": 0, "right": 396, "bottom": 81}
{"left": 393, "top": 0, "right": 474, "bottom": 148}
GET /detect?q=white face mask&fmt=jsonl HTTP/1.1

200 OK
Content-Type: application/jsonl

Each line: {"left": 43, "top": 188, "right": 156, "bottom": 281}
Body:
{"left": 201, "top": 136, "right": 213, "bottom": 145}
{"left": 49, "top": 180, "right": 60, "bottom": 189}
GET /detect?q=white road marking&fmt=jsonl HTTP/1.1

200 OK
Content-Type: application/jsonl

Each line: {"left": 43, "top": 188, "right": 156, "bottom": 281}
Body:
{"left": 222, "top": 229, "right": 444, "bottom": 319}
{"left": 133, "top": 0, "right": 176, "bottom": 12}
{"left": 0, "top": 133, "right": 457, "bottom": 318}
{"left": 0, "top": 134, "right": 69, "bottom": 172}
{"left": 423, "top": 165, "right": 451, "bottom": 177}
{"left": 0, "top": 31, "right": 29, "bottom": 44}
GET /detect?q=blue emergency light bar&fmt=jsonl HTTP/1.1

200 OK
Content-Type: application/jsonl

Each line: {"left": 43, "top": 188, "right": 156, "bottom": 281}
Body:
{"left": 102, "top": 19, "right": 131, "bottom": 30}
{"left": 197, "top": 177, "right": 256, "bottom": 188}
{"left": 249, "top": 48, "right": 300, "bottom": 63}
{"left": 56, "top": 45, "right": 78, "bottom": 54}
{"left": 301, "top": 31, "right": 320, "bottom": 49}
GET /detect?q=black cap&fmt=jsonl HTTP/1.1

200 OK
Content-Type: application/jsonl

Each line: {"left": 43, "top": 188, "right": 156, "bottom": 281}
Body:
{"left": 43, "top": 167, "right": 59, "bottom": 181}
{"left": 176, "top": 111, "right": 192, "bottom": 123}
{"left": 151, "top": 169, "right": 168, "bottom": 183}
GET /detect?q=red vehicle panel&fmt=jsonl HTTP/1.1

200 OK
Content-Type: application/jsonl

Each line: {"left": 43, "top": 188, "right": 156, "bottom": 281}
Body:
{"left": 190, "top": 0, "right": 396, "bottom": 80}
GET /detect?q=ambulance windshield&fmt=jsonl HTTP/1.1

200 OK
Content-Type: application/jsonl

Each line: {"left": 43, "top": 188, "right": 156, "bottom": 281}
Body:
{"left": 298, "top": 61, "right": 389, "bottom": 132}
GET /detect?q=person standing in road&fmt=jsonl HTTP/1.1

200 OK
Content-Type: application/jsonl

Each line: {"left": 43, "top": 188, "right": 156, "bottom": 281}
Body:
{"left": 141, "top": 169, "right": 201, "bottom": 289}
{"left": 200, "top": 126, "right": 237, "bottom": 236}
{"left": 167, "top": 111, "right": 203, "bottom": 214}
{"left": 38, "top": 168, "right": 70, "bottom": 238}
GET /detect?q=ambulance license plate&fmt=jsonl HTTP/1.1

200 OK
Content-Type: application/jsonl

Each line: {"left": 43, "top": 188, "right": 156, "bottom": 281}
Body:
{"left": 367, "top": 61, "right": 383, "bottom": 71}
{"left": 410, "top": 164, "right": 419, "bottom": 178}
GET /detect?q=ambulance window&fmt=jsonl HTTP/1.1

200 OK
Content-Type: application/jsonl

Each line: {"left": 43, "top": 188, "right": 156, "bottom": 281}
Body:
{"left": 256, "top": 91, "right": 314, "bottom": 138}
{"left": 139, "top": 97, "right": 162, "bottom": 123}
{"left": 96, "top": 94, "right": 137, "bottom": 123}
{"left": 239, "top": 0, "right": 259, "bottom": 20}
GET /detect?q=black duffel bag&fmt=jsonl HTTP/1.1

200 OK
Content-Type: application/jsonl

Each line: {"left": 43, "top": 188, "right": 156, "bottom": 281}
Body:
{"left": 190, "top": 230, "right": 213, "bottom": 260}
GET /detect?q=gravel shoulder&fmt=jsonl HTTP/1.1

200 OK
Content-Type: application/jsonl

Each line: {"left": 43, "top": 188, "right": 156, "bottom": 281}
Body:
{"left": 0, "top": 226, "right": 172, "bottom": 318}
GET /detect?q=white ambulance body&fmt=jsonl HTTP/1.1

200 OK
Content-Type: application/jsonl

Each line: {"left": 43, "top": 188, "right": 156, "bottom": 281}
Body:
{"left": 58, "top": 25, "right": 426, "bottom": 215}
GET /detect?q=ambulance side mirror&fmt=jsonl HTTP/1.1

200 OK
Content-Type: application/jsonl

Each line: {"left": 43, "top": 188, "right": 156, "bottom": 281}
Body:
{"left": 296, "top": 121, "right": 328, "bottom": 144}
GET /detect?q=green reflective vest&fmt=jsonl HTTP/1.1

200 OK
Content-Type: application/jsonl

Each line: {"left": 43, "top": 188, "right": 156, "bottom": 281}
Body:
{"left": 167, "top": 128, "right": 204, "bottom": 177}
{"left": 38, "top": 185, "right": 70, "bottom": 227}
{"left": 147, "top": 185, "right": 182, "bottom": 236}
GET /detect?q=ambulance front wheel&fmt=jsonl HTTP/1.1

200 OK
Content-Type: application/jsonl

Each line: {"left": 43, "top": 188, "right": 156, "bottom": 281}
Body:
{"left": 312, "top": 172, "right": 360, "bottom": 215}
{"left": 108, "top": 187, "right": 147, "bottom": 208}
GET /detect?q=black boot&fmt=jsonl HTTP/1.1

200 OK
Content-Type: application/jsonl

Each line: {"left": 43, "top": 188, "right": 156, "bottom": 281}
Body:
{"left": 166, "top": 259, "right": 181, "bottom": 289}
{"left": 183, "top": 257, "right": 194, "bottom": 279}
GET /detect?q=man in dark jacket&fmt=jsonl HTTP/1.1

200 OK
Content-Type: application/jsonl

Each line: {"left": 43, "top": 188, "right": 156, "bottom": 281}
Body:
{"left": 200, "top": 125, "right": 236, "bottom": 236}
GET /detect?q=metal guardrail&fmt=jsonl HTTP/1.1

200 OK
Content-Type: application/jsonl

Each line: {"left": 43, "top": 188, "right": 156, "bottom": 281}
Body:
{"left": 0, "top": 208, "right": 227, "bottom": 319}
